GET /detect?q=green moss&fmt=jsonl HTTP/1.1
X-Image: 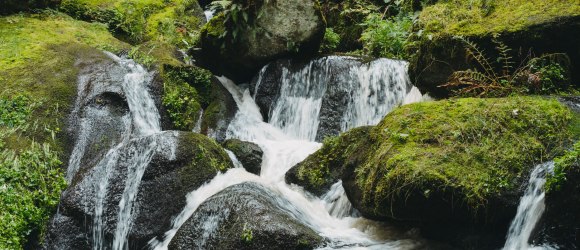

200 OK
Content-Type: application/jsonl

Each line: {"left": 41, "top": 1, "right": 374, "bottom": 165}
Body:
{"left": 0, "top": 13, "right": 129, "bottom": 150}
{"left": 0, "top": 13, "right": 128, "bottom": 247}
{"left": 291, "top": 127, "right": 374, "bottom": 195}
{"left": 60, "top": 0, "right": 204, "bottom": 45}
{"left": 306, "top": 96, "right": 577, "bottom": 215}
{"left": 546, "top": 141, "right": 580, "bottom": 193}
{"left": 200, "top": 13, "right": 226, "bottom": 38}
{"left": 419, "top": 0, "right": 580, "bottom": 37}
{"left": 160, "top": 65, "right": 213, "bottom": 131}
{"left": 177, "top": 133, "right": 233, "bottom": 186}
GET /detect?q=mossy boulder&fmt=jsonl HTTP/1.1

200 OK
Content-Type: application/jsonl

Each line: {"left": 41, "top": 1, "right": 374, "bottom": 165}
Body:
{"left": 59, "top": 0, "right": 205, "bottom": 44}
{"left": 47, "top": 131, "right": 234, "bottom": 249}
{"left": 538, "top": 140, "right": 580, "bottom": 248}
{"left": 291, "top": 97, "right": 578, "bottom": 245}
{"left": 197, "top": 0, "right": 325, "bottom": 83}
{"left": 223, "top": 139, "right": 263, "bottom": 175}
{"left": 409, "top": 0, "right": 580, "bottom": 97}
{"left": 169, "top": 182, "right": 323, "bottom": 249}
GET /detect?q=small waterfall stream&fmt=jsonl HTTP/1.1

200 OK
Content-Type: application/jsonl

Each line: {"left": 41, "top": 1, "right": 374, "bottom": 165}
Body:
{"left": 503, "top": 162, "right": 556, "bottom": 250}
{"left": 150, "top": 57, "right": 425, "bottom": 249}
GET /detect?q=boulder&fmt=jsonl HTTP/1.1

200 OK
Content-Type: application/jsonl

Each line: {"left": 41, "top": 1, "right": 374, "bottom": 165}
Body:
{"left": 288, "top": 97, "right": 579, "bottom": 249}
{"left": 46, "top": 131, "right": 234, "bottom": 249}
{"left": 169, "top": 182, "right": 323, "bottom": 249}
{"left": 197, "top": 0, "right": 325, "bottom": 83}
{"left": 223, "top": 139, "right": 263, "bottom": 175}
{"left": 409, "top": 2, "right": 580, "bottom": 97}
{"left": 200, "top": 76, "right": 238, "bottom": 142}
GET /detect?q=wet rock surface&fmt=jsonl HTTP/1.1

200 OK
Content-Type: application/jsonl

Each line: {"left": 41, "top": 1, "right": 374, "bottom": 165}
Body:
{"left": 169, "top": 182, "right": 323, "bottom": 250}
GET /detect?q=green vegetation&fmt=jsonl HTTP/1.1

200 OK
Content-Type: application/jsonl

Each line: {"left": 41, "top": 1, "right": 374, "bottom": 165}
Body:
{"left": 161, "top": 66, "right": 213, "bottom": 131}
{"left": 0, "top": 95, "right": 66, "bottom": 249}
{"left": 59, "top": 0, "right": 204, "bottom": 44}
{"left": 241, "top": 223, "right": 253, "bottom": 243}
{"left": 0, "top": 13, "right": 130, "bottom": 248}
{"left": 418, "top": 0, "right": 580, "bottom": 37}
{"left": 320, "top": 28, "right": 340, "bottom": 54}
{"left": 299, "top": 97, "right": 578, "bottom": 216}
{"left": 546, "top": 141, "right": 580, "bottom": 193}
{"left": 360, "top": 13, "right": 414, "bottom": 60}
{"left": 441, "top": 36, "right": 573, "bottom": 97}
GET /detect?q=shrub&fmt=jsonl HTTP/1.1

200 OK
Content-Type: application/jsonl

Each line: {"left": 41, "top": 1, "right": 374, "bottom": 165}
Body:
{"left": 360, "top": 13, "right": 414, "bottom": 60}
{"left": 319, "top": 28, "right": 341, "bottom": 53}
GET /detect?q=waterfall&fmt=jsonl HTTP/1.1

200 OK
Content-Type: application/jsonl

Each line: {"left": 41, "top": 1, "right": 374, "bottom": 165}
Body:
{"left": 66, "top": 52, "right": 165, "bottom": 249}
{"left": 263, "top": 56, "right": 414, "bottom": 141}
{"left": 150, "top": 56, "right": 425, "bottom": 249}
{"left": 503, "top": 162, "right": 556, "bottom": 250}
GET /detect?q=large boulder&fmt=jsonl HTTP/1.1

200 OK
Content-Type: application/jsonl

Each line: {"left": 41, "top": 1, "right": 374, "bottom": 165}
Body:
{"left": 250, "top": 55, "right": 413, "bottom": 141}
{"left": 288, "top": 97, "right": 579, "bottom": 249}
{"left": 197, "top": 0, "right": 325, "bottom": 83}
{"left": 46, "top": 131, "right": 234, "bottom": 249}
{"left": 169, "top": 182, "right": 324, "bottom": 249}
{"left": 223, "top": 139, "right": 263, "bottom": 175}
{"left": 409, "top": 1, "right": 580, "bottom": 97}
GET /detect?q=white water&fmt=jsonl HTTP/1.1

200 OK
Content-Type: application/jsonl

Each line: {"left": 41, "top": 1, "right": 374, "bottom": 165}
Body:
{"left": 65, "top": 53, "right": 166, "bottom": 250}
{"left": 503, "top": 162, "right": 555, "bottom": 250}
{"left": 150, "top": 57, "right": 425, "bottom": 249}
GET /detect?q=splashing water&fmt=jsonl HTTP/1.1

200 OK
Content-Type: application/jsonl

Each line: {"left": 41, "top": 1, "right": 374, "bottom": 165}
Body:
{"left": 503, "top": 162, "right": 556, "bottom": 250}
{"left": 150, "top": 57, "right": 426, "bottom": 249}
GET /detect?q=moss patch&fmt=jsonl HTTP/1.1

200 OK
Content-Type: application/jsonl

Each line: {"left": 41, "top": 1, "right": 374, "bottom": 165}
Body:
{"left": 418, "top": 0, "right": 580, "bottom": 37}
{"left": 0, "top": 12, "right": 129, "bottom": 248}
{"left": 300, "top": 96, "right": 578, "bottom": 220}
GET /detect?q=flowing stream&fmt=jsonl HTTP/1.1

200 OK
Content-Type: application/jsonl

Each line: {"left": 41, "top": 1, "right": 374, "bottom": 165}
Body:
{"left": 503, "top": 162, "right": 556, "bottom": 250}
{"left": 150, "top": 57, "right": 426, "bottom": 249}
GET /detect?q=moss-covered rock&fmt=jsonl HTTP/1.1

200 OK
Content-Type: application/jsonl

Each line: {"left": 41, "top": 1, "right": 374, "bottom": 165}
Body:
{"left": 59, "top": 0, "right": 205, "bottom": 44}
{"left": 409, "top": 0, "right": 580, "bottom": 97}
{"left": 197, "top": 0, "right": 325, "bottom": 83}
{"left": 294, "top": 97, "right": 578, "bottom": 228}
{"left": 47, "top": 131, "right": 234, "bottom": 249}
{"left": 539, "top": 141, "right": 580, "bottom": 248}
{"left": 0, "top": 12, "right": 130, "bottom": 248}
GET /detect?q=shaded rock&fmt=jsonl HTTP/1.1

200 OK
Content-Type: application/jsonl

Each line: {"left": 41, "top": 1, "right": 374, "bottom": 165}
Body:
{"left": 197, "top": 0, "right": 325, "bottom": 83}
{"left": 285, "top": 126, "right": 373, "bottom": 197}
{"left": 409, "top": 15, "right": 580, "bottom": 97}
{"left": 169, "top": 182, "right": 323, "bottom": 249}
{"left": 47, "top": 131, "right": 234, "bottom": 249}
{"left": 200, "top": 76, "right": 238, "bottom": 142}
{"left": 223, "top": 139, "right": 263, "bottom": 175}
{"left": 289, "top": 97, "right": 579, "bottom": 249}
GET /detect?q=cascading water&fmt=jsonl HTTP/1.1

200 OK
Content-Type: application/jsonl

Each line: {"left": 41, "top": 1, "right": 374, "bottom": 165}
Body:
{"left": 503, "top": 162, "right": 556, "bottom": 250}
{"left": 150, "top": 57, "right": 427, "bottom": 249}
{"left": 66, "top": 52, "right": 168, "bottom": 250}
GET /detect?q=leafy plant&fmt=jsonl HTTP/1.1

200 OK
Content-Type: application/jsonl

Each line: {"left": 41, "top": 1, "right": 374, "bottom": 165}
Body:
{"left": 360, "top": 13, "right": 414, "bottom": 60}
{"left": 320, "top": 28, "right": 341, "bottom": 53}
{"left": 241, "top": 223, "right": 253, "bottom": 243}
{"left": 441, "top": 35, "right": 571, "bottom": 97}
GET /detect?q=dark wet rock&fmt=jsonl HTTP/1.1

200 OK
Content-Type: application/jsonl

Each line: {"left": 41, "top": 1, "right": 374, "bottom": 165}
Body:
{"left": 46, "top": 131, "right": 234, "bottom": 249}
{"left": 197, "top": 0, "right": 325, "bottom": 83}
{"left": 200, "top": 76, "right": 238, "bottom": 142}
{"left": 169, "top": 182, "right": 323, "bottom": 249}
{"left": 409, "top": 15, "right": 580, "bottom": 98}
{"left": 223, "top": 139, "right": 263, "bottom": 175}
